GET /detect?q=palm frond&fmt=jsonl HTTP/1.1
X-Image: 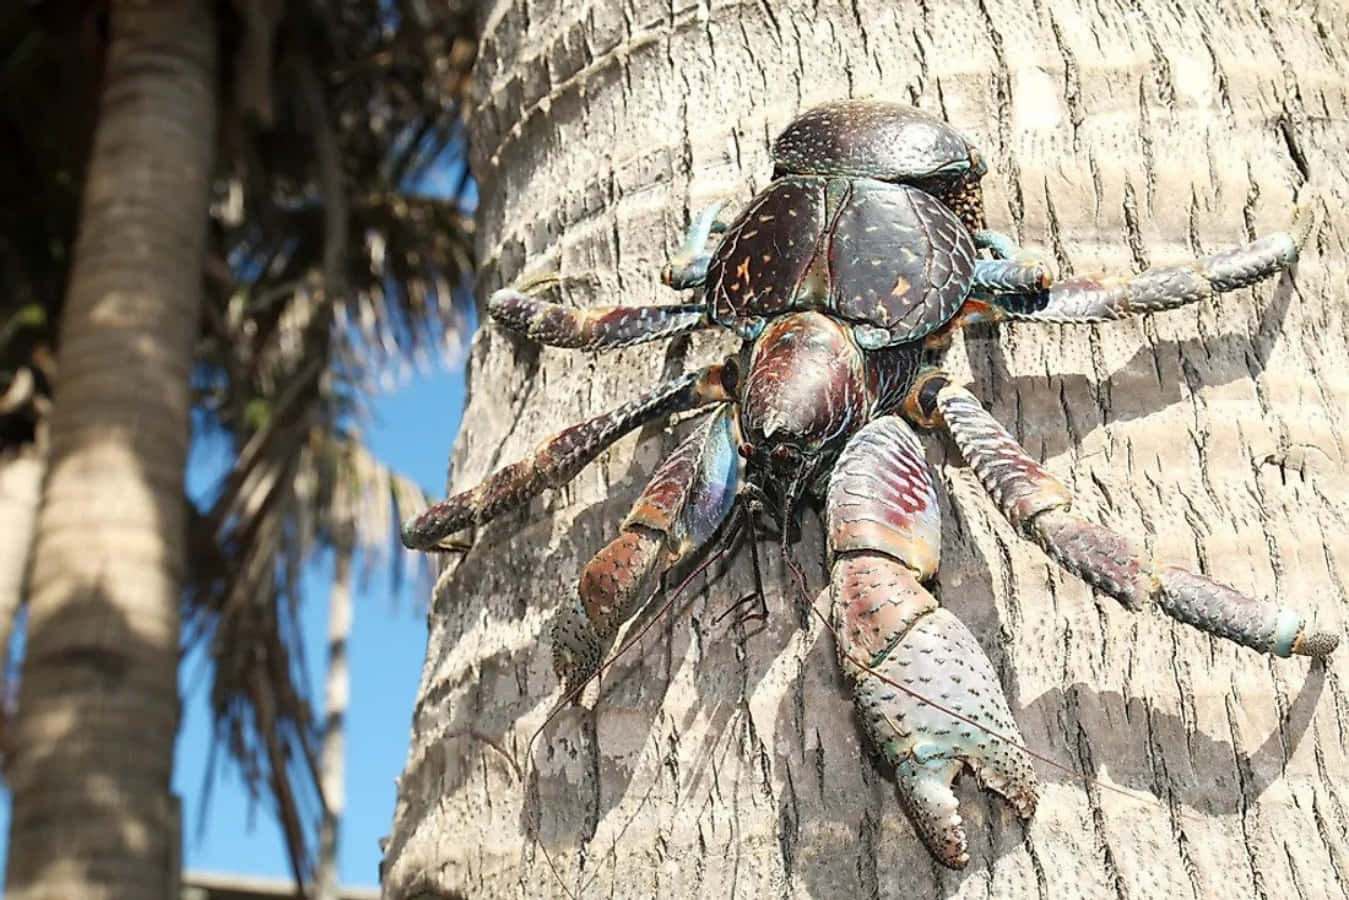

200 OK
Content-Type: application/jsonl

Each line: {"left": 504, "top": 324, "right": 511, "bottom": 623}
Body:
{"left": 194, "top": 0, "right": 474, "bottom": 889}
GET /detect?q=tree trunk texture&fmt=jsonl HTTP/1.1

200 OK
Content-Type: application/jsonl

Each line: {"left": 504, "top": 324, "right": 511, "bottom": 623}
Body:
{"left": 385, "top": 2, "right": 1348, "bottom": 897}
{"left": 318, "top": 540, "right": 354, "bottom": 900}
{"left": 0, "top": 448, "right": 42, "bottom": 711}
{"left": 3, "top": 1, "right": 217, "bottom": 898}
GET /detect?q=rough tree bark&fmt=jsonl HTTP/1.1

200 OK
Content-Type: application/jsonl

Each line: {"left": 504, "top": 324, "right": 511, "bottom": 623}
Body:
{"left": 386, "top": 2, "right": 1348, "bottom": 897}
{"left": 4, "top": 1, "right": 217, "bottom": 897}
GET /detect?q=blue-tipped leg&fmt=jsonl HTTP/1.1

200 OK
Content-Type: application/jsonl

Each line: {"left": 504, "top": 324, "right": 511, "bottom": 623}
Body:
{"left": 662, "top": 201, "right": 729, "bottom": 290}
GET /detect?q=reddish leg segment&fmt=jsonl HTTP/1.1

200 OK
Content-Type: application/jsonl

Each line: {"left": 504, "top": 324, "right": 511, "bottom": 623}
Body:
{"left": 826, "top": 416, "right": 1038, "bottom": 868}
{"left": 400, "top": 362, "right": 735, "bottom": 550}
{"left": 920, "top": 378, "right": 1338, "bottom": 659}
{"left": 488, "top": 288, "right": 710, "bottom": 349}
{"left": 553, "top": 404, "right": 743, "bottom": 690}
{"left": 489, "top": 203, "right": 728, "bottom": 347}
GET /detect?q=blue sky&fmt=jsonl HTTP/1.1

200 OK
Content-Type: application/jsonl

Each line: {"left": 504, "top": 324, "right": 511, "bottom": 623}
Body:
{"left": 0, "top": 360, "right": 468, "bottom": 892}
{"left": 174, "top": 363, "right": 468, "bottom": 889}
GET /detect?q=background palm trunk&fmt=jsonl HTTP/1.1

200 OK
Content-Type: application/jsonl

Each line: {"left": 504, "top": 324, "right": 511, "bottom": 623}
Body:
{"left": 3, "top": 1, "right": 217, "bottom": 898}
{"left": 317, "top": 534, "right": 354, "bottom": 900}
{"left": 0, "top": 448, "right": 42, "bottom": 712}
{"left": 385, "top": 2, "right": 1349, "bottom": 897}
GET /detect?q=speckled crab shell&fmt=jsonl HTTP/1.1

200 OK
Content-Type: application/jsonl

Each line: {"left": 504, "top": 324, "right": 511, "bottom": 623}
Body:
{"left": 705, "top": 175, "right": 977, "bottom": 347}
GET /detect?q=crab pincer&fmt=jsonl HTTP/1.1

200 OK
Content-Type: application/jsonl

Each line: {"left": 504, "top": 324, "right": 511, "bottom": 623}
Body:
{"left": 826, "top": 416, "right": 1037, "bottom": 867}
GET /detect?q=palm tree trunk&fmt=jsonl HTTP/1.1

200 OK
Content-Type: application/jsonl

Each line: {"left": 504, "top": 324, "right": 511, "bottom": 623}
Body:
{"left": 316, "top": 537, "right": 353, "bottom": 900}
{"left": 384, "top": 2, "right": 1349, "bottom": 897}
{"left": 0, "top": 448, "right": 42, "bottom": 712}
{"left": 3, "top": 1, "right": 217, "bottom": 898}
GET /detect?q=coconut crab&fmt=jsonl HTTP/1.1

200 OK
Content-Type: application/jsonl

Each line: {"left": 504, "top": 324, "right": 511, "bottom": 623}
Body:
{"left": 401, "top": 100, "right": 1337, "bottom": 867}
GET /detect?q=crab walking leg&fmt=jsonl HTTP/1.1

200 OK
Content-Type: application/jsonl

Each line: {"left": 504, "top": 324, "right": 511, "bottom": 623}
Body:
{"left": 399, "top": 361, "right": 736, "bottom": 550}
{"left": 552, "top": 404, "right": 742, "bottom": 690}
{"left": 661, "top": 201, "right": 728, "bottom": 290}
{"left": 487, "top": 288, "right": 710, "bottom": 350}
{"left": 970, "top": 257, "right": 1051, "bottom": 294}
{"left": 983, "top": 232, "right": 1297, "bottom": 322}
{"left": 826, "top": 416, "right": 1038, "bottom": 868}
{"left": 971, "top": 228, "right": 1023, "bottom": 261}
{"left": 919, "top": 378, "right": 1339, "bottom": 658}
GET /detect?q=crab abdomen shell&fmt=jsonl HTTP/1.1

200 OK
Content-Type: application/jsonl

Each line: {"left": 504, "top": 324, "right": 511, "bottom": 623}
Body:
{"left": 772, "top": 100, "right": 978, "bottom": 183}
{"left": 706, "top": 176, "right": 975, "bottom": 345}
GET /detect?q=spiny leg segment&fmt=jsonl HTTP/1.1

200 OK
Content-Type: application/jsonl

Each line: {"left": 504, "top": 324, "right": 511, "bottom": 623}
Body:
{"left": 490, "top": 202, "right": 730, "bottom": 351}
{"left": 910, "top": 374, "right": 1338, "bottom": 659}
{"left": 487, "top": 288, "right": 710, "bottom": 349}
{"left": 826, "top": 415, "right": 1038, "bottom": 868}
{"left": 400, "top": 361, "right": 736, "bottom": 550}
{"left": 971, "top": 230, "right": 1297, "bottom": 323}
{"left": 553, "top": 404, "right": 743, "bottom": 690}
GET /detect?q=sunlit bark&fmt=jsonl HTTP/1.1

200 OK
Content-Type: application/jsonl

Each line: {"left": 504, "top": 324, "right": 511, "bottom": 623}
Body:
{"left": 387, "top": 2, "right": 1349, "bottom": 896}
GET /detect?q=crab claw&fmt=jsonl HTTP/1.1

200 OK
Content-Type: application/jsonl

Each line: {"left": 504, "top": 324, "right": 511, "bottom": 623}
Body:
{"left": 895, "top": 757, "right": 968, "bottom": 866}
{"left": 551, "top": 528, "right": 664, "bottom": 695}
{"left": 851, "top": 605, "right": 1039, "bottom": 867}
{"left": 551, "top": 596, "right": 610, "bottom": 696}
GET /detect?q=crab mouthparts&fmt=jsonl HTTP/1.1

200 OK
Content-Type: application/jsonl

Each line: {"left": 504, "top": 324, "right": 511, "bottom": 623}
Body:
{"left": 744, "top": 454, "right": 812, "bottom": 538}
